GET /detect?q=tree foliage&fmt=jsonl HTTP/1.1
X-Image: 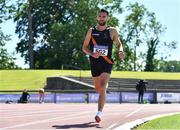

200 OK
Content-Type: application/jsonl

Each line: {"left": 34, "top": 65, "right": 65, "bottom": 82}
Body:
{"left": 3, "top": 0, "right": 177, "bottom": 72}
{"left": 0, "top": 0, "right": 18, "bottom": 69}
{"left": 156, "top": 60, "right": 180, "bottom": 72}
{"left": 0, "top": 32, "right": 19, "bottom": 69}
{"left": 14, "top": 0, "right": 122, "bottom": 69}
{"left": 119, "top": 2, "right": 177, "bottom": 72}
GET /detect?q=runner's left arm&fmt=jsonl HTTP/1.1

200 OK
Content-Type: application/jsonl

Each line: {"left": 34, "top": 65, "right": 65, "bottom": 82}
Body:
{"left": 112, "top": 28, "right": 125, "bottom": 60}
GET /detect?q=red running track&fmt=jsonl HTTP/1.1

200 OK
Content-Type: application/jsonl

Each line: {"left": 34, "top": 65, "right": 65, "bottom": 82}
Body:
{"left": 0, "top": 103, "right": 180, "bottom": 130}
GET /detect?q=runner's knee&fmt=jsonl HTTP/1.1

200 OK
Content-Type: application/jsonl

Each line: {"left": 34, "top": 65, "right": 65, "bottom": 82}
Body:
{"left": 100, "top": 80, "right": 107, "bottom": 88}
{"left": 99, "top": 87, "right": 106, "bottom": 94}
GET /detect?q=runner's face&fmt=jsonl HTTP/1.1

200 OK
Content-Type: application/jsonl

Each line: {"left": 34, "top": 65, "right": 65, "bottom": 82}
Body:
{"left": 97, "top": 12, "right": 108, "bottom": 26}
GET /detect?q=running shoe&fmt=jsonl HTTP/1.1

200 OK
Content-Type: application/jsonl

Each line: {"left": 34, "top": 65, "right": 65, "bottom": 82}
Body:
{"left": 95, "top": 115, "right": 101, "bottom": 123}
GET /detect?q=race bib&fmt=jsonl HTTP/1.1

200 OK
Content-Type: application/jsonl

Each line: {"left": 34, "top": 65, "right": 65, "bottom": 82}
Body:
{"left": 93, "top": 45, "right": 108, "bottom": 56}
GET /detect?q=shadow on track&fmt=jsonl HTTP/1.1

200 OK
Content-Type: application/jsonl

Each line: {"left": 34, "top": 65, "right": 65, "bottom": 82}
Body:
{"left": 52, "top": 121, "right": 102, "bottom": 129}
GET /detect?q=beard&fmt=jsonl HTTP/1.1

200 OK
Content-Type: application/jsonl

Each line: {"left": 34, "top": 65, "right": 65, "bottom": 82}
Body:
{"left": 98, "top": 21, "right": 106, "bottom": 26}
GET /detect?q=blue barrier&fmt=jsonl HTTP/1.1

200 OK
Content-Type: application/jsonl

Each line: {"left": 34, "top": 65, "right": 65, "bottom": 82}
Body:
{"left": 121, "top": 92, "right": 154, "bottom": 103}
{"left": 29, "top": 94, "right": 55, "bottom": 103}
{"left": 0, "top": 94, "right": 20, "bottom": 103}
{"left": 56, "top": 93, "right": 86, "bottom": 103}
{"left": 1, "top": 92, "right": 179, "bottom": 103}
{"left": 88, "top": 92, "right": 120, "bottom": 103}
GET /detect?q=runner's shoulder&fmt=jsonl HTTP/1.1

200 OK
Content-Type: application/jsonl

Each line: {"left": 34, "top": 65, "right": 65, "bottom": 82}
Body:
{"left": 108, "top": 27, "right": 117, "bottom": 31}
{"left": 87, "top": 27, "right": 94, "bottom": 33}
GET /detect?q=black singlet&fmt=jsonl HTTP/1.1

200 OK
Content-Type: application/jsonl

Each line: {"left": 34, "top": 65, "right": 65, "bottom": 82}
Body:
{"left": 89, "top": 26, "right": 113, "bottom": 77}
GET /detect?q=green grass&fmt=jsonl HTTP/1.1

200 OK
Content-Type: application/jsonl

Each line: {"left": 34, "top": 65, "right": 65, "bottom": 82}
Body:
{"left": 134, "top": 114, "right": 180, "bottom": 129}
{"left": 111, "top": 71, "right": 180, "bottom": 80}
{"left": 0, "top": 70, "right": 179, "bottom": 90}
{"left": 0, "top": 70, "right": 90, "bottom": 90}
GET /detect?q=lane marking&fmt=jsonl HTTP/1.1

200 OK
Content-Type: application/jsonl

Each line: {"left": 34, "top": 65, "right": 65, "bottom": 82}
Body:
{"left": 1, "top": 110, "right": 77, "bottom": 119}
{"left": 2, "top": 111, "right": 75, "bottom": 119}
{"left": 106, "top": 122, "right": 118, "bottom": 130}
{"left": 0, "top": 111, "right": 94, "bottom": 130}
{"left": 125, "top": 105, "right": 145, "bottom": 118}
{"left": 106, "top": 105, "right": 146, "bottom": 130}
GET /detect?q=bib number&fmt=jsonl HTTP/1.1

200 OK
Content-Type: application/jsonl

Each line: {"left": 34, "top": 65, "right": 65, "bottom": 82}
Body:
{"left": 93, "top": 45, "right": 108, "bottom": 56}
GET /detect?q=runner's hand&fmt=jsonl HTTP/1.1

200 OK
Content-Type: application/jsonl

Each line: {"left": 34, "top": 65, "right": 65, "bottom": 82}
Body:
{"left": 91, "top": 52, "right": 101, "bottom": 58}
{"left": 118, "top": 51, "right": 125, "bottom": 60}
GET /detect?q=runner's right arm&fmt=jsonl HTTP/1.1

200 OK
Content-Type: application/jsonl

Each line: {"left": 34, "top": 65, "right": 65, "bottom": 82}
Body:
{"left": 82, "top": 28, "right": 100, "bottom": 58}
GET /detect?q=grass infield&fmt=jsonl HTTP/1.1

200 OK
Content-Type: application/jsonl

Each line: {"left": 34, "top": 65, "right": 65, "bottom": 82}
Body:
{"left": 133, "top": 114, "right": 180, "bottom": 129}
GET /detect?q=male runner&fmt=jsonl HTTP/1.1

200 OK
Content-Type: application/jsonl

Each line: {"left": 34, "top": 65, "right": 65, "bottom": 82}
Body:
{"left": 82, "top": 9, "right": 125, "bottom": 123}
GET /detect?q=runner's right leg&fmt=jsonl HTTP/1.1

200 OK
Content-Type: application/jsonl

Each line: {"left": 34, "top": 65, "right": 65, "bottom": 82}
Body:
{"left": 93, "top": 72, "right": 110, "bottom": 122}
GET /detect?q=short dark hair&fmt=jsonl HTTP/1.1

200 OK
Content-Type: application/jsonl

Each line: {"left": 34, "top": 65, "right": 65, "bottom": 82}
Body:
{"left": 99, "top": 9, "right": 109, "bottom": 16}
{"left": 139, "top": 79, "right": 148, "bottom": 84}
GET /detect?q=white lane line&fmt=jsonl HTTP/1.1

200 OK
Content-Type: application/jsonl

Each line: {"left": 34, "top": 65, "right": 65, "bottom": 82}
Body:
{"left": 0, "top": 111, "right": 94, "bottom": 130}
{"left": 2, "top": 111, "right": 75, "bottom": 119}
{"left": 0, "top": 111, "right": 126, "bottom": 130}
{"left": 2, "top": 109, "right": 78, "bottom": 119}
{"left": 125, "top": 105, "right": 145, "bottom": 118}
{"left": 106, "top": 122, "right": 118, "bottom": 130}
{"left": 106, "top": 105, "right": 146, "bottom": 130}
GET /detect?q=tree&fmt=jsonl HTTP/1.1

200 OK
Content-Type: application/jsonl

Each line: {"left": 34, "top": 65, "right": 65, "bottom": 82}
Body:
{"left": 119, "top": 2, "right": 177, "bottom": 71}
{"left": 0, "top": 0, "right": 15, "bottom": 22}
{"left": 0, "top": 32, "right": 18, "bottom": 69}
{"left": 121, "top": 3, "right": 147, "bottom": 71}
{"left": 156, "top": 60, "right": 180, "bottom": 72}
{"left": 14, "top": 0, "right": 123, "bottom": 69}
{"left": 27, "top": 0, "right": 34, "bottom": 69}
{"left": 144, "top": 12, "right": 177, "bottom": 71}
{"left": 145, "top": 38, "right": 158, "bottom": 71}
{"left": 0, "top": 0, "right": 18, "bottom": 69}
{"left": 14, "top": 0, "right": 93, "bottom": 69}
